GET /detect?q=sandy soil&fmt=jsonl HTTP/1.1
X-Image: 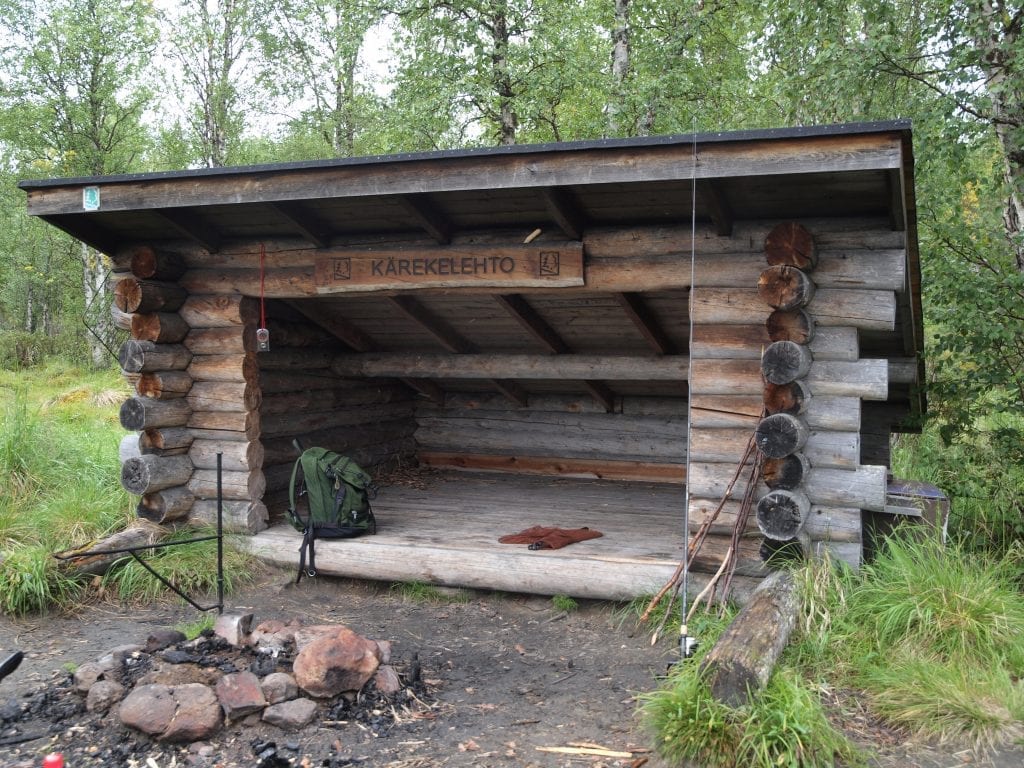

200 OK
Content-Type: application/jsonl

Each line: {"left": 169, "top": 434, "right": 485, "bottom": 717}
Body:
{"left": 0, "top": 566, "right": 1020, "bottom": 768}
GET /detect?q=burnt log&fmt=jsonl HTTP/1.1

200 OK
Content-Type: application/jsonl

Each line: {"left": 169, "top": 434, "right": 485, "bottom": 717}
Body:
{"left": 763, "top": 380, "right": 811, "bottom": 415}
{"left": 120, "top": 454, "right": 193, "bottom": 495}
{"left": 119, "top": 396, "right": 191, "bottom": 430}
{"left": 757, "top": 266, "right": 815, "bottom": 311}
{"left": 761, "top": 340, "right": 812, "bottom": 385}
{"left": 137, "top": 486, "right": 195, "bottom": 524}
{"left": 754, "top": 413, "right": 809, "bottom": 458}
{"left": 130, "top": 246, "right": 187, "bottom": 281}
{"left": 114, "top": 277, "right": 187, "bottom": 314}
{"left": 765, "top": 309, "right": 814, "bottom": 344}
{"left": 762, "top": 453, "right": 811, "bottom": 490}
{"left": 131, "top": 312, "right": 190, "bottom": 344}
{"left": 756, "top": 489, "right": 811, "bottom": 540}
{"left": 137, "top": 371, "right": 193, "bottom": 400}
{"left": 764, "top": 222, "right": 817, "bottom": 270}
{"left": 119, "top": 340, "right": 192, "bottom": 374}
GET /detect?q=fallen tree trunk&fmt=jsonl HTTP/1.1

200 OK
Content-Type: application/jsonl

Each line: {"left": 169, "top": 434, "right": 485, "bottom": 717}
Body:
{"left": 699, "top": 569, "right": 799, "bottom": 707}
{"left": 54, "top": 521, "right": 170, "bottom": 577}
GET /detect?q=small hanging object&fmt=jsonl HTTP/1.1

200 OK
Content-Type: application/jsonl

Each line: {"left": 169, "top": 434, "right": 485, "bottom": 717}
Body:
{"left": 257, "top": 242, "right": 270, "bottom": 352}
{"left": 256, "top": 326, "right": 270, "bottom": 352}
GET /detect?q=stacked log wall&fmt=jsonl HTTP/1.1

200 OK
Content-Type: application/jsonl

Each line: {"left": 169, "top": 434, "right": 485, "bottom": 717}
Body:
{"left": 688, "top": 219, "right": 902, "bottom": 573}
{"left": 414, "top": 393, "right": 687, "bottom": 482}
{"left": 257, "top": 320, "right": 418, "bottom": 517}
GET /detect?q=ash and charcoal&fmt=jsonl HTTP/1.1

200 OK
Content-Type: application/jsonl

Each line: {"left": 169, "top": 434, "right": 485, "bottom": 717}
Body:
{"left": 0, "top": 615, "right": 432, "bottom": 768}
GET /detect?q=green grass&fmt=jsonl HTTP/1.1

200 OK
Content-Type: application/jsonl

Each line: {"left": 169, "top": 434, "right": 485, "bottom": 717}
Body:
{"left": 551, "top": 594, "right": 578, "bottom": 613}
{"left": 0, "top": 363, "right": 259, "bottom": 615}
{"left": 176, "top": 613, "right": 216, "bottom": 640}
{"left": 389, "top": 580, "right": 471, "bottom": 603}
{"left": 640, "top": 606, "right": 861, "bottom": 768}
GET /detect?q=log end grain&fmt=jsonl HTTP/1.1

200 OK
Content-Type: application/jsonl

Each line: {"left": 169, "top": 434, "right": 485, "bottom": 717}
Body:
{"left": 765, "top": 309, "right": 815, "bottom": 344}
{"left": 754, "top": 413, "right": 809, "bottom": 458}
{"left": 762, "top": 453, "right": 811, "bottom": 490}
{"left": 757, "top": 266, "right": 815, "bottom": 311}
{"left": 761, "top": 340, "right": 812, "bottom": 385}
{"left": 756, "top": 489, "right": 811, "bottom": 540}
{"left": 764, "top": 222, "right": 817, "bottom": 270}
{"left": 763, "top": 380, "right": 811, "bottom": 415}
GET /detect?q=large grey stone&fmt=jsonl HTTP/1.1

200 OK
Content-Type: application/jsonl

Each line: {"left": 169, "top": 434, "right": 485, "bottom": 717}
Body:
{"left": 262, "top": 698, "right": 318, "bottom": 730}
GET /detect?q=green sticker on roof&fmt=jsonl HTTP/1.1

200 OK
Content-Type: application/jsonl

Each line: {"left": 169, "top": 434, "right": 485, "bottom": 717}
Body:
{"left": 82, "top": 186, "right": 100, "bottom": 211}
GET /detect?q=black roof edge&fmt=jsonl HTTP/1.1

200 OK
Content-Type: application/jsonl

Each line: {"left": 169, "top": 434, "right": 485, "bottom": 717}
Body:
{"left": 19, "top": 119, "right": 913, "bottom": 191}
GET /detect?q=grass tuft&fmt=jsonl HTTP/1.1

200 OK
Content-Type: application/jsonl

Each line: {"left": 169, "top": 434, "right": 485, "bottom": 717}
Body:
{"left": 389, "top": 580, "right": 470, "bottom": 603}
{"left": 551, "top": 594, "right": 578, "bottom": 613}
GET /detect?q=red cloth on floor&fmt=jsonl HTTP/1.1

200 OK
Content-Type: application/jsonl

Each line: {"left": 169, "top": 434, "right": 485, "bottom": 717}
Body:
{"left": 498, "top": 526, "right": 603, "bottom": 550}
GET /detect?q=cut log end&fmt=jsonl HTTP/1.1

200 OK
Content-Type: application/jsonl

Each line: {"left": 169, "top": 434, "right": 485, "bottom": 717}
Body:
{"left": 762, "top": 453, "right": 811, "bottom": 490}
{"left": 756, "top": 489, "right": 811, "bottom": 540}
{"left": 761, "top": 340, "right": 812, "bottom": 385}
{"left": 763, "top": 380, "right": 811, "bottom": 416}
{"left": 757, "top": 265, "right": 816, "bottom": 311}
{"left": 754, "top": 413, "right": 809, "bottom": 458}
{"left": 765, "top": 309, "right": 815, "bottom": 344}
{"left": 764, "top": 222, "right": 817, "bottom": 270}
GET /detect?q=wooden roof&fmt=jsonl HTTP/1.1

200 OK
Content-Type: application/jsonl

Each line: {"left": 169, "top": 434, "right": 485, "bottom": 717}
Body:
{"left": 20, "top": 121, "right": 923, "bottom": 393}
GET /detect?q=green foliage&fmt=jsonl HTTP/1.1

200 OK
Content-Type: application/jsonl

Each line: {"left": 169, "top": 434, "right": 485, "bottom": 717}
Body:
{"left": 791, "top": 536, "right": 1024, "bottom": 748}
{"left": 550, "top": 594, "right": 578, "bottom": 613}
{"left": 102, "top": 527, "right": 259, "bottom": 605}
{"left": 176, "top": 613, "right": 216, "bottom": 641}
{"left": 0, "top": 365, "right": 260, "bottom": 614}
{"left": 388, "top": 580, "right": 470, "bottom": 603}
{"left": 640, "top": 608, "right": 860, "bottom": 768}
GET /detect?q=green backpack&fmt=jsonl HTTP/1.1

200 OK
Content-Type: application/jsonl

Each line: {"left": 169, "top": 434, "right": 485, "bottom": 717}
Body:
{"left": 287, "top": 447, "right": 377, "bottom": 582}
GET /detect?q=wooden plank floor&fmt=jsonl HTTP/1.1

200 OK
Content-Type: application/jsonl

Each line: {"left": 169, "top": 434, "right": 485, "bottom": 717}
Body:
{"left": 238, "top": 471, "right": 693, "bottom": 601}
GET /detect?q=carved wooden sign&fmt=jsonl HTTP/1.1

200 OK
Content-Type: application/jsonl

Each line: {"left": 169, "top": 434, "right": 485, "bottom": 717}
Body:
{"left": 314, "top": 243, "right": 584, "bottom": 292}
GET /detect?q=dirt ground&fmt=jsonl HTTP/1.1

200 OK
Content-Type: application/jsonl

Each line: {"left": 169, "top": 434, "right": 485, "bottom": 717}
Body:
{"left": 0, "top": 566, "right": 1021, "bottom": 768}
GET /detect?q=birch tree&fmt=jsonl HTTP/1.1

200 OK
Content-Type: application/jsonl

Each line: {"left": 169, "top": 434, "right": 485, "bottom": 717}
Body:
{"left": 0, "top": 0, "right": 157, "bottom": 365}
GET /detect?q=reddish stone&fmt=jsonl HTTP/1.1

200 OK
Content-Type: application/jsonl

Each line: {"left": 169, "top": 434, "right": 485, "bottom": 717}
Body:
{"left": 215, "top": 671, "right": 266, "bottom": 721}
{"left": 293, "top": 627, "right": 381, "bottom": 698}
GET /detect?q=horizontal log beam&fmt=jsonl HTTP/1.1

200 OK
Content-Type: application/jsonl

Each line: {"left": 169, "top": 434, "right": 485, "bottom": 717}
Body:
{"left": 179, "top": 294, "right": 258, "bottom": 327}
{"left": 330, "top": 353, "right": 689, "bottom": 381}
{"left": 119, "top": 340, "right": 192, "bottom": 373}
{"left": 693, "top": 287, "right": 895, "bottom": 330}
{"left": 690, "top": 359, "right": 888, "bottom": 400}
{"left": 687, "top": 462, "right": 887, "bottom": 511}
{"left": 137, "top": 486, "right": 194, "bottom": 524}
{"left": 188, "top": 468, "right": 266, "bottom": 501}
{"left": 188, "top": 499, "right": 268, "bottom": 534}
{"left": 119, "top": 396, "right": 191, "bottom": 430}
{"left": 188, "top": 439, "right": 264, "bottom": 472}
{"left": 120, "top": 454, "right": 193, "bottom": 495}
{"left": 691, "top": 325, "right": 858, "bottom": 361}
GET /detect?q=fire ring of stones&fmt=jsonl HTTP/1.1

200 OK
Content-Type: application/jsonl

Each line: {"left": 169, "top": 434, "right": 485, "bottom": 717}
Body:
{"left": 2, "top": 612, "right": 427, "bottom": 764}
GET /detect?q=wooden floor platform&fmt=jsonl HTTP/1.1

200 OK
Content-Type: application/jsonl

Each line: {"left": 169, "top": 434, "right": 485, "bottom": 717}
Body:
{"left": 237, "top": 471, "right": 699, "bottom": 601}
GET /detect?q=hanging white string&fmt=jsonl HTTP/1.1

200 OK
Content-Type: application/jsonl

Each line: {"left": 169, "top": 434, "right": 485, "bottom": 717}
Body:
{"left": 680, "top": 117, "right": 698, "bottom": 659}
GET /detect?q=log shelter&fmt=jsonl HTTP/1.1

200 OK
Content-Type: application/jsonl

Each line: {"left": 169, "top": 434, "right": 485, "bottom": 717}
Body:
{"left": 20, "top": 120, "right": 925, "bottom": 602}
